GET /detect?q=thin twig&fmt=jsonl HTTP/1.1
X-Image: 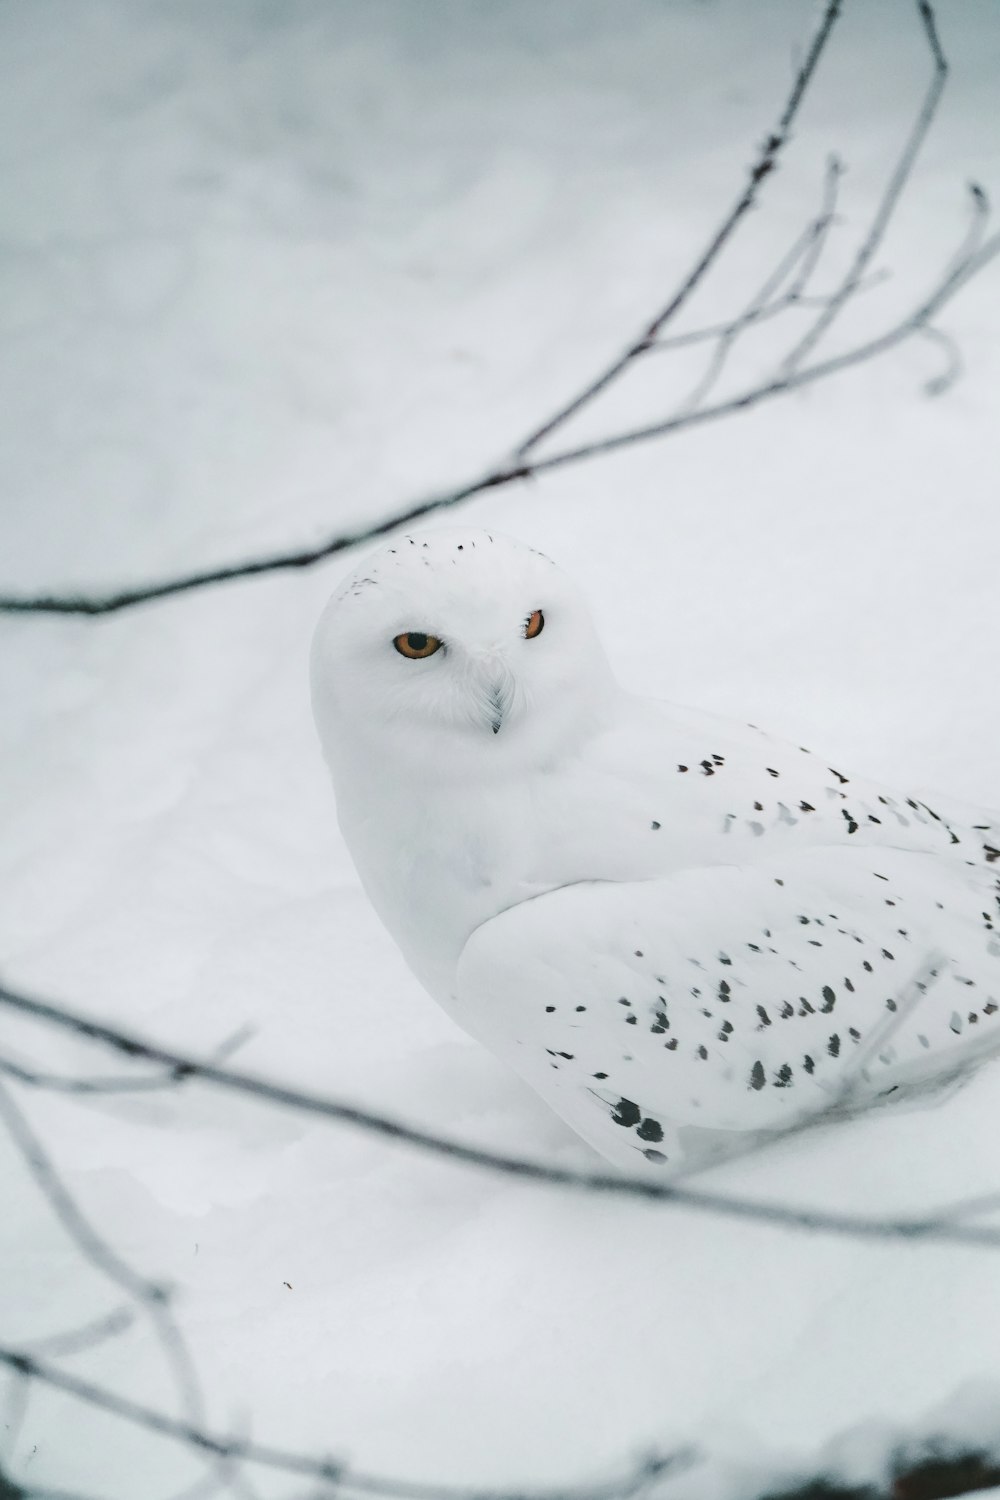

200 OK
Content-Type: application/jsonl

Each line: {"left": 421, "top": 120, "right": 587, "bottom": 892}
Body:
{"left": 0, "top": 1370, "right": 29, "bottom": 1469}
{"left": 2, "top": 979, "right": 999, "bottom": 1248}
{"left": 22, "top": 1489, "right": 106, "bottom": 1500}
{"left": 0, "top": 466, "right": 528, "bottom": 616}
{"left": 918, "top": 325, "right": 963, "bottom": 396}
{"left": 0, "top": 1024, "right": 254, "bottom": 1097}
{"left": 504, "top": 232, "right": 999, "bottom": 477}
{"left": 0, "top": 1080, "right": 205, "bottom": 1428}
{"left": 905, "top": 1187, "right": 1000, "bottom": 1227}
{"left": 0, "top": 1348, "right": 686, "bottom": 1500}
{"left": 512, "top": 0, "right": 845, "bottom": 454}
{"left": 1, "top": 212, "right": 992, "bottom": 624}
{"left": 0, "top": 1052, "right": 185, "bottom": 1096}
{"left": 650, "top": 276, "right": 890, "bottom": 352}
{"left": 0, "top": 0, "right": 994, "bottom": 632}
{"left": 1, "top": 216, "right": 992, "bottom": 622}
{"left": 0, "top": 2, "right": 992, "bottom": 621}
{"left": 780, "top": 0, "right": 947, "bottom": 373}
{"left": 0, "top": 2, "right": 865, "bottom": 621}
{"left": 671, "top": 153, "right": 844, "bottom": 412}
{"left": 938, "top": 181, "right": 992, "bottom": 290}
{"left": 23, "top": 1307, "right": 135, "bottom": 1361}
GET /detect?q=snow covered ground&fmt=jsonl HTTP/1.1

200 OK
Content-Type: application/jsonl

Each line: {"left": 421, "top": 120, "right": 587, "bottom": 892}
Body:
{"left": 2, "top": 1, "right": 1000, "bottom": 1495}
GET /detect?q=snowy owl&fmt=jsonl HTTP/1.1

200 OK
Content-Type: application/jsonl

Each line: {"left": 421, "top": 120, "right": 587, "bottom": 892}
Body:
{"left": 311, "top": 528, "right": 1000, "bottom": 1173}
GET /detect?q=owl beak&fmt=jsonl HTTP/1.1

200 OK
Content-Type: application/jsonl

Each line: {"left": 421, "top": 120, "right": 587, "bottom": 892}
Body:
{"left": 480, "top": 665, "right": 514, "bottom": 735}
{"left": 488, "top": 685, "right": 505, "bottom": 735}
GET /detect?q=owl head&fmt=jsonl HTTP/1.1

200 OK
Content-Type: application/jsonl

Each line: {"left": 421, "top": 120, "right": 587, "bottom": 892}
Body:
{"left": 311, "top": 527, "right": 621, "bottom": 783}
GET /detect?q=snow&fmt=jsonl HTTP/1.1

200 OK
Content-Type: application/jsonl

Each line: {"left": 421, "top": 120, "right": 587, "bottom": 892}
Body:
{"left": 2, "top": 1, "right": 1000, "bottom": 1495}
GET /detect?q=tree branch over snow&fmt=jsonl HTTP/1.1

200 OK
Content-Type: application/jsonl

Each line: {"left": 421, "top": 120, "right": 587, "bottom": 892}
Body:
{"left": 0, "top": 1021, "right": 254, "bottom": 1097}
{"left": 777, "top": 0, "right": 947, "bottom": 378}
{"left": 0, "top": 1346, "right": 686, "bottom": 1500}
{"left": 0, "top": 1077, "right": 206, "bottom": 1423}
{"left": 0, "top": 1079, "right": 267, "bottom": 1500}
{"left": 3, "top": 977, "right": 1000, "bottom": 1250}
{"left": 4, "top": 1344, "right": 1000, "bottom": 1500}
{"left": 0, "top": 0, "right": 995, "bottom": 617}
{"left": 508, "top": 0, "right": 847, "bottom": 455}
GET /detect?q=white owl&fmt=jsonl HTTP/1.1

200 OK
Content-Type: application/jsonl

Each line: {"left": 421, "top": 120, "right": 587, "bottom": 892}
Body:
{"left": 310, "top": 528, "right": 1000, "bottom": 1173}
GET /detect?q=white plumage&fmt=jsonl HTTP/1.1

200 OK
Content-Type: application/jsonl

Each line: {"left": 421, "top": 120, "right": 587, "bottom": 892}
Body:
{"left": 311, "top": 527, "right": 1000, "bottom": 1173}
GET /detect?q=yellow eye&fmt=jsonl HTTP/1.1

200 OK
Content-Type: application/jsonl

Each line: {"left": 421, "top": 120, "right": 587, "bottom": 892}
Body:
{"left": 393, "top": 631, "right": 442, "bottom": 659}
{"left": 524, "top": 609, "right": 544, "bottom": 640}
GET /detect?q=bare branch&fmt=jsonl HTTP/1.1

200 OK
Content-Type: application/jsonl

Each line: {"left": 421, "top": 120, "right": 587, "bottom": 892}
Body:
{"left": 918, "top": 324, "right": 963, "bottom": 396}
{"left": 1, "top": 1367, "right": 29, "bottom": 1473}
{"left": 0, "top": 1347, "right": 686, "bottom": 1500}
{"left": 6, "top": 4, "right": 995, "bottom": 618}
{"left": 780, "top": 0, "right": 948, "bottom": 373}
{"left": 0, "top": 1051, "right": 185, "bottom": 1096}
{"left": 506, "top": 231, "right": 999, "bottom": 476}
{"left": 0, "top": 468, "right": 524, "bottom": 615}
{"left": 9, "top": 1343, "right": 1000, "bottom": 1500}
{"left": 922, "top": 1188, "right": 1000, "bottom": 1226}
{"left": 950, "top": 181, "right": 992, "bottom": 270}
{"left": 23, "top": 1307, "right": 135, "bottom": 1361}
{"left": 667, "top": 153, "right": 845, "bottom": 413}
{"left": 511, "top": 0, "right": 845, "bottom": 453}
{"left": 0, "top": 1079, "right": 168, "bottom": 1312}
{"left": 21, "top": 1487, "right": 107, "bottom": 1500}
{"left": 0, "top": 1024, "right": 254, "bottom": 1098}
{"left": 0, "top": 1079, "right": 205, "bottom": 1428}
{"left": 2, "top": 978, "right": 1000, "bottom": 1248}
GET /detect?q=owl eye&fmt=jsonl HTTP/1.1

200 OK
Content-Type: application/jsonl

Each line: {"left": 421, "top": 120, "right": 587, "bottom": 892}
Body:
{"left": 393, "top": 631, "right": 442, "bottom": 659}
{"left": 523, "top": 609, "right": 544, "bottom": 640}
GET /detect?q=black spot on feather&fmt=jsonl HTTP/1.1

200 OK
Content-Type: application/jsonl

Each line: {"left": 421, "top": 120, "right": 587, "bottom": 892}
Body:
{"left": 611, "top": 1098, "right": 641, "bottom": 1128}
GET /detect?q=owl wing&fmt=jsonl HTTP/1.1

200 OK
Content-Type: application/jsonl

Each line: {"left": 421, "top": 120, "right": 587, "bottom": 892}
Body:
{"left": 454, "top": 844, "right": 1000, "bottom": 1173}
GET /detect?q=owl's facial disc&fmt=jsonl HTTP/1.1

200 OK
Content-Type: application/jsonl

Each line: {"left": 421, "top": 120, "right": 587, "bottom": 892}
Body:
{"left": 391, "top": 608, "right": 544, "bottom": 735}
{"left": 312, "top": 528, "right": 620, "bottom": 776}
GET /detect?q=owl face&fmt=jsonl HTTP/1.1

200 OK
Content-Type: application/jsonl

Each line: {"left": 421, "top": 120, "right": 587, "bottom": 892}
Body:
{"left": 311, "top": 528, "right": 620, "bottom": 780}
